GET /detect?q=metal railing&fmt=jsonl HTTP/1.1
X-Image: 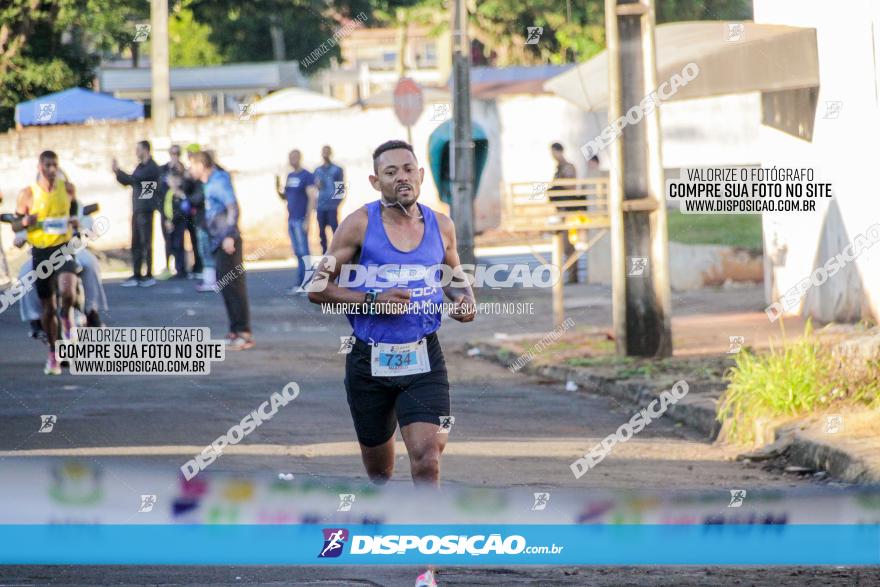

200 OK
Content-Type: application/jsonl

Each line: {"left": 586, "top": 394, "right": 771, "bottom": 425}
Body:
{"left": 502, "top": 177, "right": 611, "bottom": 232}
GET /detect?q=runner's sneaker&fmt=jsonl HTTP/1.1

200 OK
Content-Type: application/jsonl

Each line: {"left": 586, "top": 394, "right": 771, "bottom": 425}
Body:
{"left": 195, "top": 282, "right": 217, "bottom": 293}
{"left": 29, "top": 320, "right": 49, "bottom": 344}
{"left": 156, "top": 268, "right": 174, "bottom": 281}
{"left": 139, "top": 277, "right": 157, "bottom": 288}
{"left": 60, "top": 316, "right": 73, "bottom": 341}
{"left": 415, "top": 569, "right": 437, "bottom": 587}
{"left": 226, "top": 333, "right": 255, "bottom": 351}
{"left": 120, "top": 277, "right": 139, "bottom": 287}
{"left": 44, "top": 352, "right": 61, "bottom": 376}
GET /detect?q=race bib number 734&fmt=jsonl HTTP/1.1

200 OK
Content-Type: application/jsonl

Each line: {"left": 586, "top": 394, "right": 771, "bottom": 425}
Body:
{"left": 370, "top": 340, "right": 430, "bottom": 377}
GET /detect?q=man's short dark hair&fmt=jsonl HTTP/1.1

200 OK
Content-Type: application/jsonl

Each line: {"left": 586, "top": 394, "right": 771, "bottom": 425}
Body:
{"left": 550, "top": 142, "right": 564, "bottom": 152}
{"left": 372, "top": 140, "right": 416, "bottom": 173}
{"left": 138, "top": 140, "right": 151, "bottom": 152}
{"left": 39, "top": 150, "right": 58, "bottom": 162}
{"left": 589, "top": 155, "right": 600, "bottom": 165}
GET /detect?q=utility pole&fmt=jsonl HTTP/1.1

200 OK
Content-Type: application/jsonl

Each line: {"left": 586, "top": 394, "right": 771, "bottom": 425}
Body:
{"left": 450, "top": 0, "right": 475, "bottom": 266}
{"left": 270, "top": 14, "right": 286, "bottom": 62}
{"left": 150, "top": 0, "right": 170, "bottom": 146}
{"left": 605, "top": 0, "right": 672, "bottom": 357}
{"left": 150, "top": 0, "right": 171, "bottom": 276}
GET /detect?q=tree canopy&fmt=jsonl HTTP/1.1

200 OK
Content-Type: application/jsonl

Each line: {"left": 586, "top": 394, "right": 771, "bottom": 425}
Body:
{"left": 0, "top": 0, "right": 752, "bottom": 132}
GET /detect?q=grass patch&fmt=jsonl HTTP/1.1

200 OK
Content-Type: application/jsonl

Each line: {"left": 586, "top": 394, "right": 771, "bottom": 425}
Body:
{"left": 667, "top": 210, "right": 762, "bottom": 249}
{"left": 718, "top": 323, "right": 880, "bottom": 444}
{"left": 565, "top": 354, "right": 729, "bottom": 381}
{"left": 566, "top": 356, "right": 632, "bottom": 368}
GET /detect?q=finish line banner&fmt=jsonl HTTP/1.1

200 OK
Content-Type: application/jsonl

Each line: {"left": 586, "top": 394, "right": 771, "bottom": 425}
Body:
{"left": 0, "top": 524, "right": 878, "bottom": 565}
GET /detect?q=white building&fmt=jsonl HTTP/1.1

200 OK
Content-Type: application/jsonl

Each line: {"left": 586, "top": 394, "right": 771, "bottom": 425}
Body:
{"left": 755, "top": 0, "right": 880, "bottom": 322}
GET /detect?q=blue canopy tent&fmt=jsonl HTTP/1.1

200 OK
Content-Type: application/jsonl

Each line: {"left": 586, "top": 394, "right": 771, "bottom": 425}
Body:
{"left": 15, "top": 88, "right": 144, "bottom": 126}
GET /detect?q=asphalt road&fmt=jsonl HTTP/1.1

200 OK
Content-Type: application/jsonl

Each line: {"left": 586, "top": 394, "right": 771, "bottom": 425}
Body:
{"left": 1, "top": 262, "right": 872, "bottom": 586}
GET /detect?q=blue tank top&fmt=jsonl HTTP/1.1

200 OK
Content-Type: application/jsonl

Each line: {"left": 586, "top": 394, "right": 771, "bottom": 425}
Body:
{"left": 346, "top": 200, "right": 446, "bottom": 344}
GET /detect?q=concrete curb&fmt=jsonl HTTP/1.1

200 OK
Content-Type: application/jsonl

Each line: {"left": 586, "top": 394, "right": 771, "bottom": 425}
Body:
{"left": 467, "top": 339, "right": 879, "bottom": 484}
{"left": 778, "top": 428, "right": 880, "bottom": 484}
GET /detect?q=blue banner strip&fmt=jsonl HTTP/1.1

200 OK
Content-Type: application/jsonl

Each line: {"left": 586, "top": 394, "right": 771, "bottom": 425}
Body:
{"left": 1, "top": 525, "right": 878, "bottom": 565}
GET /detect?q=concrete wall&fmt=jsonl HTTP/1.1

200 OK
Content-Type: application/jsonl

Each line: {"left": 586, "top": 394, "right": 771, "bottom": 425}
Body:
{"left": 755, "top": 0, "right": 880, "bottom": 322}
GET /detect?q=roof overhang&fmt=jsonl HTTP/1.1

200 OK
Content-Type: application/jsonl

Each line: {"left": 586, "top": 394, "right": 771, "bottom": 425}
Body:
{"left": 545, "top": 21, "right": 819, "bottom": 111}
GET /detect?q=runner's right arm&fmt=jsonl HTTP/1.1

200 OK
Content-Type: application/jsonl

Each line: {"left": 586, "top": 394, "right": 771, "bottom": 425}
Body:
{"left": 306, "top": 207, "right": 410, "bottom": 312}
{"left": 14, "top": 187, "right": 36, "bottom": 229}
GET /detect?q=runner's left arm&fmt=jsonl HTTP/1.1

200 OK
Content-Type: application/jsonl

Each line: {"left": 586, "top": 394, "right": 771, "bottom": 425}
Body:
{"left": 438, "top": 213, "right": 476, "bottom": 322}
{"left": 66, "top": 180, "right": 79, "bottom": 231}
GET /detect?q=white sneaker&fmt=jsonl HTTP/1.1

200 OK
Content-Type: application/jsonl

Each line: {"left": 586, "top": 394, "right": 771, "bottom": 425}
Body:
{"left": 201, "top": 267, "right": 216, "bottom": 286}
{"left": 120, "top": 277, "right": 139, "bottom": 287}
{"left": 415, "top": 569, "right": 437, "bottom": 587}
{"left": 44, "top": 352, "right": 62, "bottom": 376}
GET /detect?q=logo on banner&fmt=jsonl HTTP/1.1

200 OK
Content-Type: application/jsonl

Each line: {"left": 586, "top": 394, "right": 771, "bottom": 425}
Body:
{"left": 337, "top": 493, "right": 356, "bottom": 512}
{"left": 139, "top": 494, "right": 157, "bottom": 512}
{"left": 319, "top": 528, "right": 348, "bottom": 558}
{"left": 531, "top": 492, "right": 550, "bottom": 511}
{"left": 728, "top": 489, "right": 747, "bottom": 508}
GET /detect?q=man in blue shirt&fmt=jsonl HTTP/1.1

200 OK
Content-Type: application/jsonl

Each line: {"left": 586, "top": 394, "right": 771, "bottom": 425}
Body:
{"left": 276, "top": 149, "right": 314, "bottom": 293}
{"left": 189, "top": 150, "right": 254, "bottom": 350}
{"left": 313, "top": 145, "right": 344, "bottom": 253}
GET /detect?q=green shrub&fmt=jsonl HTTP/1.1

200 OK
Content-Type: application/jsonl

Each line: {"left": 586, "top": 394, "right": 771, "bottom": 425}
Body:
{"left": 718, "top": 324, "right": 880, "bottom": 443}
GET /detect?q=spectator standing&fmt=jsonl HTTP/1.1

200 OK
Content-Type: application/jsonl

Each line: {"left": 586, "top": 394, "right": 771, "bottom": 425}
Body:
{"left": 184, "top": 144, "right": 212, "bottom": 291}
{"left": 112, "top": 140, "right": 161, "bottom": 287}
{"left": 547, "top": 142, "right": 579, "bottom": 284}
{"left": 0, "top": 190, "right": 10, "bottom": 285}
{"left": 162, "top": 169, "right": 189, "bottom": 279}
{"left": 188, "top": 151, "right": 254, "bottom": 350}
{"left": 156, "top": 144, "right": 185, "bottom": 279}
{"left": 313, "top": 145, "right": 344, "bottom": 253}
{"left": 275, "top": 149, "right": 315, "bottom": 294}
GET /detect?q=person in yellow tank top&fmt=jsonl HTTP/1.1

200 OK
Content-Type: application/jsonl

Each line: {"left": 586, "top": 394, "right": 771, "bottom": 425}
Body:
{"left": 15, "top": 150, "right": 79, "bottom": 375}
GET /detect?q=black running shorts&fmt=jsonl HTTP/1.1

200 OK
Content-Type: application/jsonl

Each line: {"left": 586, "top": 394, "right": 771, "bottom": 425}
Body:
{"left": 32, "top": 243, "right": 79, "bottom": 300}
{"left": 344, "top": 331, "right": 450, "bottom": 447}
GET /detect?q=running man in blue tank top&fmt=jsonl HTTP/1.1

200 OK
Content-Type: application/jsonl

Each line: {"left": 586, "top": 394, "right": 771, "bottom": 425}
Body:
{"left": 308, "top": 140, "right": 475, "bottom": 488}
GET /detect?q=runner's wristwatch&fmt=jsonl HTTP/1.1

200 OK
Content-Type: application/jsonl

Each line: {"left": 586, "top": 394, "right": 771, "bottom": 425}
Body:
{"left": 365, "top": 289, "right": 379, "bottom": 315}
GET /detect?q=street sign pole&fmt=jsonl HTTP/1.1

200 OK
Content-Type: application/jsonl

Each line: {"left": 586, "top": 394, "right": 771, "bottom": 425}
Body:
{"left": 393, "top": 78, "right": 423, "bottom": 148}
{"left": 450, "top": 0, "right": 475, "bottom": 267}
